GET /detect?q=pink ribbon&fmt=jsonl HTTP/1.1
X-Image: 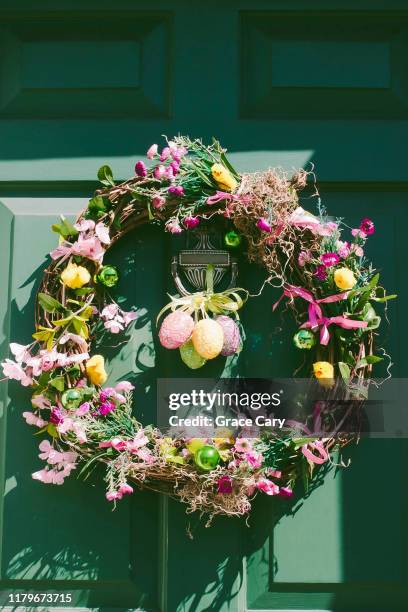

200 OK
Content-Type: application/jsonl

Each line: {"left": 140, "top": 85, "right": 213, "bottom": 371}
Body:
{"left": 273, "top": 284, "right": 367, "bottom": 346}
{"left": 302, "top": 441, "right": 329, "bottom": 464}
{"left": 206, "top": 191, "right": 244, "bottom": 206}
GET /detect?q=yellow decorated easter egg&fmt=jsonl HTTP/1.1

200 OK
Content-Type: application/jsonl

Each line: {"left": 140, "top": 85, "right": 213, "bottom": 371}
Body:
{"left": 192, "top": 319, "right": 224, "bottom": 360}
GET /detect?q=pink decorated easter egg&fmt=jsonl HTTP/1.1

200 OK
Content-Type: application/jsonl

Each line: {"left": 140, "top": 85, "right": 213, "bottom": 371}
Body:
{"left": 159, "top": 311, "right": 194, "bottom": 349}
{"left": 215, "top": 315, "right": 241, "bottom": 356}
{"left": 192, "top": 319, "right": 224, "bottom": 360}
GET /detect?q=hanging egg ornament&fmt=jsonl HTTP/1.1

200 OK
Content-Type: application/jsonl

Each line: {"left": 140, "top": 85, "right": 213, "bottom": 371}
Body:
{"left": 159, "top": 310, "right": 195, "bottom": 349}
{"left": 293, "top": 329, "right": 316, "bottom": 350}
{"left": 95, "top": 265, "right": 119, "bottom": 288}
{"left": 61, "top": 388, "right": 83, "bottom": 410}
{"left": 224, "top": 230, "right": 242, "bottom": 249}
{"left": 215, "top": 315, "right": 241, "bottom": 356}
{"left": 192, "top": 318, "right": 224, "bottom": 359}
{"left": 194, "top": 445, "right": 221, "bottom": 471}
{"left": 179, "top": 339, "right": 207, "bottom": 369}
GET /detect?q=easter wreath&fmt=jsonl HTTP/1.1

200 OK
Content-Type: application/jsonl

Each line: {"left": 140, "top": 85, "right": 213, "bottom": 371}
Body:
{"left": 1, "top": 137, "right": 395, "bottom": 523}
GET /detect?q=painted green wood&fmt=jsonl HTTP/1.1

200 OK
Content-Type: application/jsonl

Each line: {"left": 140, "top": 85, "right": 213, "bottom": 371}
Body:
{"left": 0, "top": 2, "right": 406, "bottom": 612}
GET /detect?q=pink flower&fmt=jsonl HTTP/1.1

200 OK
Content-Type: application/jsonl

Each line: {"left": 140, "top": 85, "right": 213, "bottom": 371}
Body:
{"left": 72, "top": 236, "right": 105, "bottom": 262}
{"left": 136, "top": 448, "right": 155, "bottom": 463}
{"left": 95, "top": 222, "right": 111, "bottom": 245}
{"left": 106, "top": 490, "right": 122, "bottom": 501}
{"left": 101, "top": 303, "right": 119, "bottom": 320}
{"left": 1, "top": 359, "right": 33, "bottom": 386}
{"left": 115, "top": 381, "right": 134, "bottom": 392}
{"left": 23, "top": 411, "right": 47, "bottom": 427}
{"left": 146, "top": 144, "right": 158, "bottom": 159}
{"left": 166, "top": 220, "right": 183, "bottom": 234}
{"left": 10, "top": 342, "right": 31, "bottom": 363}
{"left": 160, "top": 147, "right": 171, "bottom": 162}
{"left": 152, "top": 195, "right": 166, "bottom": 209}
{"left": 298, "top": 250, "right": 311, "bottom": 267}
{"left": 337, "top": 241, "right": 350, "bottom": 259}
{"left": 75, "top": 219, "right": 95, "bottom": 233}
{"left": 50, "top": 407, "right": 64, "bottom": 425}
{"left": 257, "top": 218, "right": 272, "bottom": 233}
{"left": 217, "top": 476, "right": 233, "bottom": 494}
{"left": 360, "top": 218, "right": 375, "bottom": 236}
{"left": 76, "top": 402, "right": 90, "bottom": 416}
{"left": 119, "top": 483, "right": 134, "bottom": 495}
{"left": 352, "top": 244, "right": 364, "bottom": 257}
{"left": 110, "top": 437, "right": 127, "bottom": 451}
{"left": 59, "top": 332, "right": 89, "bottom": 352}
{"left": 321, "top": 252, "right": 340, "bottom": 267}
{"left": 99, "top": 401, "right": 116, "bottom": 416}
{"left": 104, "top": 319, "right": 124, "bottom": 334}
{"left": 128, "top": 430, "right": 149, "bottom": 451}
{"left": 154, "top": 165, "right": 167, "bottom": 180}
{"left": 172, "top": 146, "right": 187, "bottom": 161}
{"left": 279, "top": 486, "right": 293, "bottom": 498}
{"left": 246, "top": 451, "right": 263, "bottom": 469}
{"left": 31, "top": 394, "right": 51, "bottom": 409}
{"left": 314, "top": 265, "right": 327, "bottom": 281}
{"left": 135, "top": 160, "right": 147, "bottom": 177}
{"left": 234, "top": 438, "right": 253, "bottom": 453}
{"left": 351, "top": 228, "right": 366, "bottom": 239}
{"left": 168, "top": 185, "right": 184, "bottom": 196}
{"left": 170, "top": 161, "right": 180, "bottom": 175}
{"left": 184, "top": 216, "right": 200, "bottom": 229}
{"left": 122, "top": 310, "right": 137, "bottom": 326}
{"left": 256, "top": 478, "right": 280, "bottom": 496}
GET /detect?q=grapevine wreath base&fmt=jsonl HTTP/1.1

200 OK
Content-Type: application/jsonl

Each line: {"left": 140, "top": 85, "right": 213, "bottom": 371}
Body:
{"left": 1, "top": 137, "right": 395, "bottom": 524}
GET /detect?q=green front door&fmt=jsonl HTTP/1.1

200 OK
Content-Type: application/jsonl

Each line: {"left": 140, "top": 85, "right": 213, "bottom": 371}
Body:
{"left": 0, "top": 2, "right": 405, "bottom": 611}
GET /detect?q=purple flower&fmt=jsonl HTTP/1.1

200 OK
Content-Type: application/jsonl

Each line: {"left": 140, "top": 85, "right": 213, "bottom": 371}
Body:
{"left": 217, "top": 476, "right": 233, "bottom": 494}
{"left": 99, "top": 401, "right": 116, "bottom": 416}
{"left": 184, "top": 216, "right": 200, "bottom": 229}
{"left": 315, "top": 265, "right": 327, "bottom": 281}
{"left": 320, "top": 252, "right": 340, "bottom": 267}
{"left": 257, "top": 218, "right": 272, "bottom": 233}
{"left": 360, "top": 217, "right": 375, "bottom": 236}
{"left": 135, "top": 160, "right": 147, "bottom": 177}
{"left": 50, "top": 407, "right": 64, "bottom": 425}
{"left": 168, "top": 185, "right": 184, "bottom": 196}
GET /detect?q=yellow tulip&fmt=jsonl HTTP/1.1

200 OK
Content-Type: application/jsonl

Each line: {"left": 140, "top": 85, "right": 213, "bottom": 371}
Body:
{"left": 85, "top": 355, "right": 107, "bottom": 385}
{"left": 334, "top": 267, "right": 357, "bottom": 291}
{"left": 61, "top": 263, "right": 91, "bottom": 289}
{"left": 313, "top": 361, "right": 334, "bottom": 388}
{"left": 211, "top": 163, "right": 238, "bottom": 192}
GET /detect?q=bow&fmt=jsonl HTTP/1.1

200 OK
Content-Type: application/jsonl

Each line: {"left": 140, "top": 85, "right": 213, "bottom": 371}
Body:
{"left": 273, "top": 284, "right": 367, "bottom": 345}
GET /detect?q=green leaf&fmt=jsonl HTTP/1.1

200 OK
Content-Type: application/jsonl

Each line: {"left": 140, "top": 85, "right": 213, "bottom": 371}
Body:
{"left": 38, "top": 293, "right": 64, "bottom": 313}
{"left": 51, "top": 215, "right": 79, "bottom": 239}
{"left": 338, "top": 362, "right": 351, "bottom": 381}
{"left": 49, "top": 376, "right": 65, "bottom": 392}
{"left": 97, "top": 165, "right": 115, "bottom": 187}
{"left": 74, "top": 287, "right": 93, "bottom": 296}
{"left": 88, "top": 195, "right": 109, "bottom": 212}
{"left": 373, "top": 294, "right": 397, "bottom": 303}
{"left": 356, "top": 355, "right": 383, "bottom": 368}
{"left": 72, "top": 317, "right": 89, "bottom": 339}
{"left": 220, "top": 152, "right": 239, "bottom": 179}
{"left": 365, "top": 355, "right": 384, "bottom": 364}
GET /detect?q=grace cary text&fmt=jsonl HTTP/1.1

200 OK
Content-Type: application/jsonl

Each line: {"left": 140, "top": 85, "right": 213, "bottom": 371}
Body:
{"left": 168, "top": 415, "right": 286, "bottom": 428}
